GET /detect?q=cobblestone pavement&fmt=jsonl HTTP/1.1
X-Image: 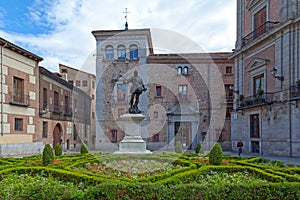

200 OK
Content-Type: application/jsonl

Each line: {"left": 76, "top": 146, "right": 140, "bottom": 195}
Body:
{"left": 223, "top": 151, "right": 300, "bottom": 165}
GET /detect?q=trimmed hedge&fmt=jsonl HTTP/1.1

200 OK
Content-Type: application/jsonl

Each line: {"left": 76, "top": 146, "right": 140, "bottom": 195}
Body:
{"left": 80, "top": 182, "right": 300, "bottom": 200}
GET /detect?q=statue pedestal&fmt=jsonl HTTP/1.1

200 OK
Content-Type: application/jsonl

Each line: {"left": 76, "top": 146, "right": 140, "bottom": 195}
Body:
{"left": 114, "top": 113, "right": 152, "bottom": 154}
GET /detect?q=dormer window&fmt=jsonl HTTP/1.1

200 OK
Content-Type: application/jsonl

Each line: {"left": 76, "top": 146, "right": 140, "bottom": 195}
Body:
{"left": 117, "top": 45, "right": 126, "bottom": 60}
{"left": 129, "top": 45, "right": 138, "bottom": 60}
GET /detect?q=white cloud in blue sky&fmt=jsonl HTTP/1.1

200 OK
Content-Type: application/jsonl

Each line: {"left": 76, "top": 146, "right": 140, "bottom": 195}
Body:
{"left": 0, "top": 0, "right": 236, "bottom": 72}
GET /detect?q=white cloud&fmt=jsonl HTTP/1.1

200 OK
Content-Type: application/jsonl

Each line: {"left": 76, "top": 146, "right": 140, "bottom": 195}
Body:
{"left": 0, "top": 0, "right": 236, "bottom": 73}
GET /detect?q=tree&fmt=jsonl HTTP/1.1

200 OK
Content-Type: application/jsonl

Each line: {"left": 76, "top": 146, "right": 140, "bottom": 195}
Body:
{"left": 80, "top": 144, "right": 89, "bottom": 154}
{"left": 42, "top": 144, "right": 54, "bottom": 166}
{"left": 209, "top": 143, "right": 223, "bottom": 165}
{"left": 54, "top": 143, "right": 62, "bottom": 156}
{"left": 175, "top": 141, "right": 183, "bottom": 153}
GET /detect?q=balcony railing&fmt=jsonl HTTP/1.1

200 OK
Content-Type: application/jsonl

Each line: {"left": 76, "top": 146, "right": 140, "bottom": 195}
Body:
{"left": 290, "top": 86, "right": 300, "bottom": 99}
{"left": 226, "top": 96, "right": 234, "bottom": 103}
{"left": 242, "top": 21, "right": 279, "bottom": 47}
{"left": 53, "top": 104, "right": 62, "bottom": 114}
{"left": 238, "top": 93, "right": 274, "bottom": 109}
{"left": 9, "top": 92, "right": 30, "bottom": 107}
{"left": 64, "top": 107, "right": 73, "bottom": 117}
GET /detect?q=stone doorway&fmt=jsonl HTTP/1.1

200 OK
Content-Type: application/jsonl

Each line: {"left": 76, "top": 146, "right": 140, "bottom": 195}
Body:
{"left": 53, "top": 123, "right": 62, "bottom": 148}
{"left": 174, "top": 122, "right": 192, "bottom": 149}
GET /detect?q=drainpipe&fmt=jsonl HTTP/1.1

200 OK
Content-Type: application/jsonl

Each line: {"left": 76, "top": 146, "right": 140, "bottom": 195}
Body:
{"left": 1, "top": 43, "right": 7, "bottom": 136}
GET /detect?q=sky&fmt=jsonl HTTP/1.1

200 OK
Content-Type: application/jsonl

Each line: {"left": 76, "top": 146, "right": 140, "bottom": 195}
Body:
{"left": 0, "top": 0, "right": 236, "bottom": 73}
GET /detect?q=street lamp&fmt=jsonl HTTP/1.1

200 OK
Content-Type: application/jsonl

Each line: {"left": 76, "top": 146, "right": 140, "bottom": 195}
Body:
{"left": 270, "top": 67, "right": 284, "bottom": 81}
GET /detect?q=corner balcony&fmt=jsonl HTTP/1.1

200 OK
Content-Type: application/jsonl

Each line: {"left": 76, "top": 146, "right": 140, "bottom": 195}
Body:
{"left": 238, "top": 93, "right": 274, "bottom": 109}
{"left": 242, "top": 21, "right": 279, "bottom": 47}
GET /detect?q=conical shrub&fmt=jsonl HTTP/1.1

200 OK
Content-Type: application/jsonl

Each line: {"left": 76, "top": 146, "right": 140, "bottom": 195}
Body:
{"left": 209, "top": 143, "right": 223, "bottom": 165}
{"left": 80, "top": 143, "right": 89, "bottom": 154}
{"left": 54, "top": 143, "right": 62, "bottom": 156}
{"left": 42, "top": 144, "right": 54, "bottom": 166}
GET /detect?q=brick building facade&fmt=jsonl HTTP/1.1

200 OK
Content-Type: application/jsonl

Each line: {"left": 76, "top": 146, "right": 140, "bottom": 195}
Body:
{"left": 92, "top": 28, "right": 234, "bottom": 152}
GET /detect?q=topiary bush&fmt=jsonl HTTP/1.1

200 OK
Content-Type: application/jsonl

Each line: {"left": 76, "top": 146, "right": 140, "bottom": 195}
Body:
{"left": 54, "top": 143, "right": 62, "bottom": 156}
{"left": 175, "top": 141, "right": 183, "bottom": 153}
{"left": 80, "top": 144, "right": 89, "bottom": 154}
{"left": 42, "top": 144, "right": 54, "bottom": 166}
{"left": 195, "top": 144, "right": 201, "bottom": 154}
{"left": 209, "top": 143, "right": 223, "bottom": 165}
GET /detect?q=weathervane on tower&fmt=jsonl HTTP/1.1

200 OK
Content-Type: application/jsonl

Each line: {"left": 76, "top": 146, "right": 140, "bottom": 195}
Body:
{"left": 123, "top": 8, "right": 130, "bottom": 30}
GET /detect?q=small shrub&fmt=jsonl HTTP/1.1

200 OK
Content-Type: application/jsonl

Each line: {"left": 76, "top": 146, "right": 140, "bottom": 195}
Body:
{"left": 42, "top": 144, "right": 54, "bottom": 166}
{"left": 209, "top": 143, "right": 223, "bottom": 165}
{"left": 175, "top": 142, "right": 183, "bottom": 153}
{"left": 54, "top": 143, "right": 62, "bottom": 156}
{"left": 80, "top": 144, "right": 89, "bottom": 154}
{"left": 195, "top": 144, "right": 201, "bottom": 154}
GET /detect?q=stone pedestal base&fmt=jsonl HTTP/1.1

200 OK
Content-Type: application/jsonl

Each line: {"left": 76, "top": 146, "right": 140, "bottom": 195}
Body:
{"left": 114, "top": 113, "right": 151, "bottom": 154}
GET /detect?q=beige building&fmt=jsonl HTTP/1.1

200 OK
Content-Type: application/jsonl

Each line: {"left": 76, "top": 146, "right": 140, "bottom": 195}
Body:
{"left": 231, "top": 0, "right": 300, "bottom": 157}
{"left": 0, "top": 37, "right": 43, "bottom": 156}
{"left": 59, "top": 64, "right": 96, "bottom": 149}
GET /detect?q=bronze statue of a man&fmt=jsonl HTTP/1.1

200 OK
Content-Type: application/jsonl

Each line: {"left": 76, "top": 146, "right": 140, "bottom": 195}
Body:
{"left": 126, "top": 70, "right": 147, "bottom": 114}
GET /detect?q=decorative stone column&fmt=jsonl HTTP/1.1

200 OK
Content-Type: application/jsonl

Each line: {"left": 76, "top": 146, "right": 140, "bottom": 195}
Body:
{"left": 114, "top": 113, "right": 151, "bottom": 154}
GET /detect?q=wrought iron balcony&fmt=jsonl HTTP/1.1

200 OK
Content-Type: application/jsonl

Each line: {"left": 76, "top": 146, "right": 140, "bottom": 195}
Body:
{"left": 242, "top": 21, "right": 279, "bottom": 47}
{"left": 290, "top": 86, "right": 300, "bottom": 99}
{"left": 64, "top": 107, "right": 73, "bottom": 117}
{"left": 9, "top": 92, "right": 30, "bottom": 107}
{"left": 53, "top": 104, "right": 62, "bottom": 114}
{"left": 226, "top": 96, "right": 234, "bottom": 103}
{"left": 238, "top": 93, "right": 274, "bottom": 109}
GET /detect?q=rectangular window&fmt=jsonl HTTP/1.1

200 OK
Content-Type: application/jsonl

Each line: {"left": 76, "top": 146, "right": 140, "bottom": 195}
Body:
{"left": 154, "top": 111, "right": 158, "bottom": 118}
{"left": 43, "top": 88, "right": 48, "bottom": 109}
{"left": 250, "top": 114, "right": 260, "bottom": 138}
{"left": 42, "top": 121, "right": 48, "bottom": 138}
{"left": 54, "top": 91, "right": 60, "bottom": 112}
{"left": 106, "top": 46, "right": 114, "bottom": 60}
{"left": 253, "top": 74, "right": 264, "bottom": 96}
{"left": 82, "top": 80, "right": 88, "bottom": 87}
{"left": 117, "top": 84, "right": 126, "bottom": 102}
{"left": 117, "top": 46, "right": 126, "bottom": 60}
{"left": 75, "top": 80, "right": 81, "bottom": 87}
{"left": 13, "top": 77, "right": 24, "bottom": 103}
{"left": 153, "top": 134, "right": 159, "bottom": 142}
{"left": 111, "top": 129, "right": 117, "bottom": 143}
{"left": 92, "top": 112, "right": 95, "bottom": 119}
{"left": 130, "top": 46, "right": 138, "bottom": 59}
{"left": 65, "top": 95, "right": 69, "bottom": 114}
{"left": 178, "top": 85, "right": 187, "bottom": 95}
{"left": 156, "top": 86, "right": 162, "bottom": 97}
{"left": 225, "top": 85, "right": 233, "bottom": 102}
{"left": 226, "top": 66, "right": 232, "bottom": 74}
{"left": 15, "top": 118, "right": 23, "bottom": 131}
{"left": 73, "top": 125, "right": 78, "bottom": 141}
{"left": 92, "top": 81, "right": 95, "bottom": 89}
{"left": 253, "top": 6, "right": 267, "bottom": 40}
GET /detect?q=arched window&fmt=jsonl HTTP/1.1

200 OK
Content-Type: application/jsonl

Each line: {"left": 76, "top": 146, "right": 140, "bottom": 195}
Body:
{"left": 177, "top": 66, "right": 182, "bottom": 74}
{"left": 129, "top": 45, "right": 138, "bottom": 60}
{"left": 117, "top": 45, "right": 126, "bottom": 60}
{"left": 183, "top": 66, "right": 188, "bottom": 75}
{"left": 105, "top": 45, "right": 114, "bottom": 60}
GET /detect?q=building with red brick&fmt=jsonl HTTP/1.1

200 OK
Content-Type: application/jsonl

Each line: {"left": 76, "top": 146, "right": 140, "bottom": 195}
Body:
{"left": 92, "top": 28, "right": 234, "bottom": 152}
